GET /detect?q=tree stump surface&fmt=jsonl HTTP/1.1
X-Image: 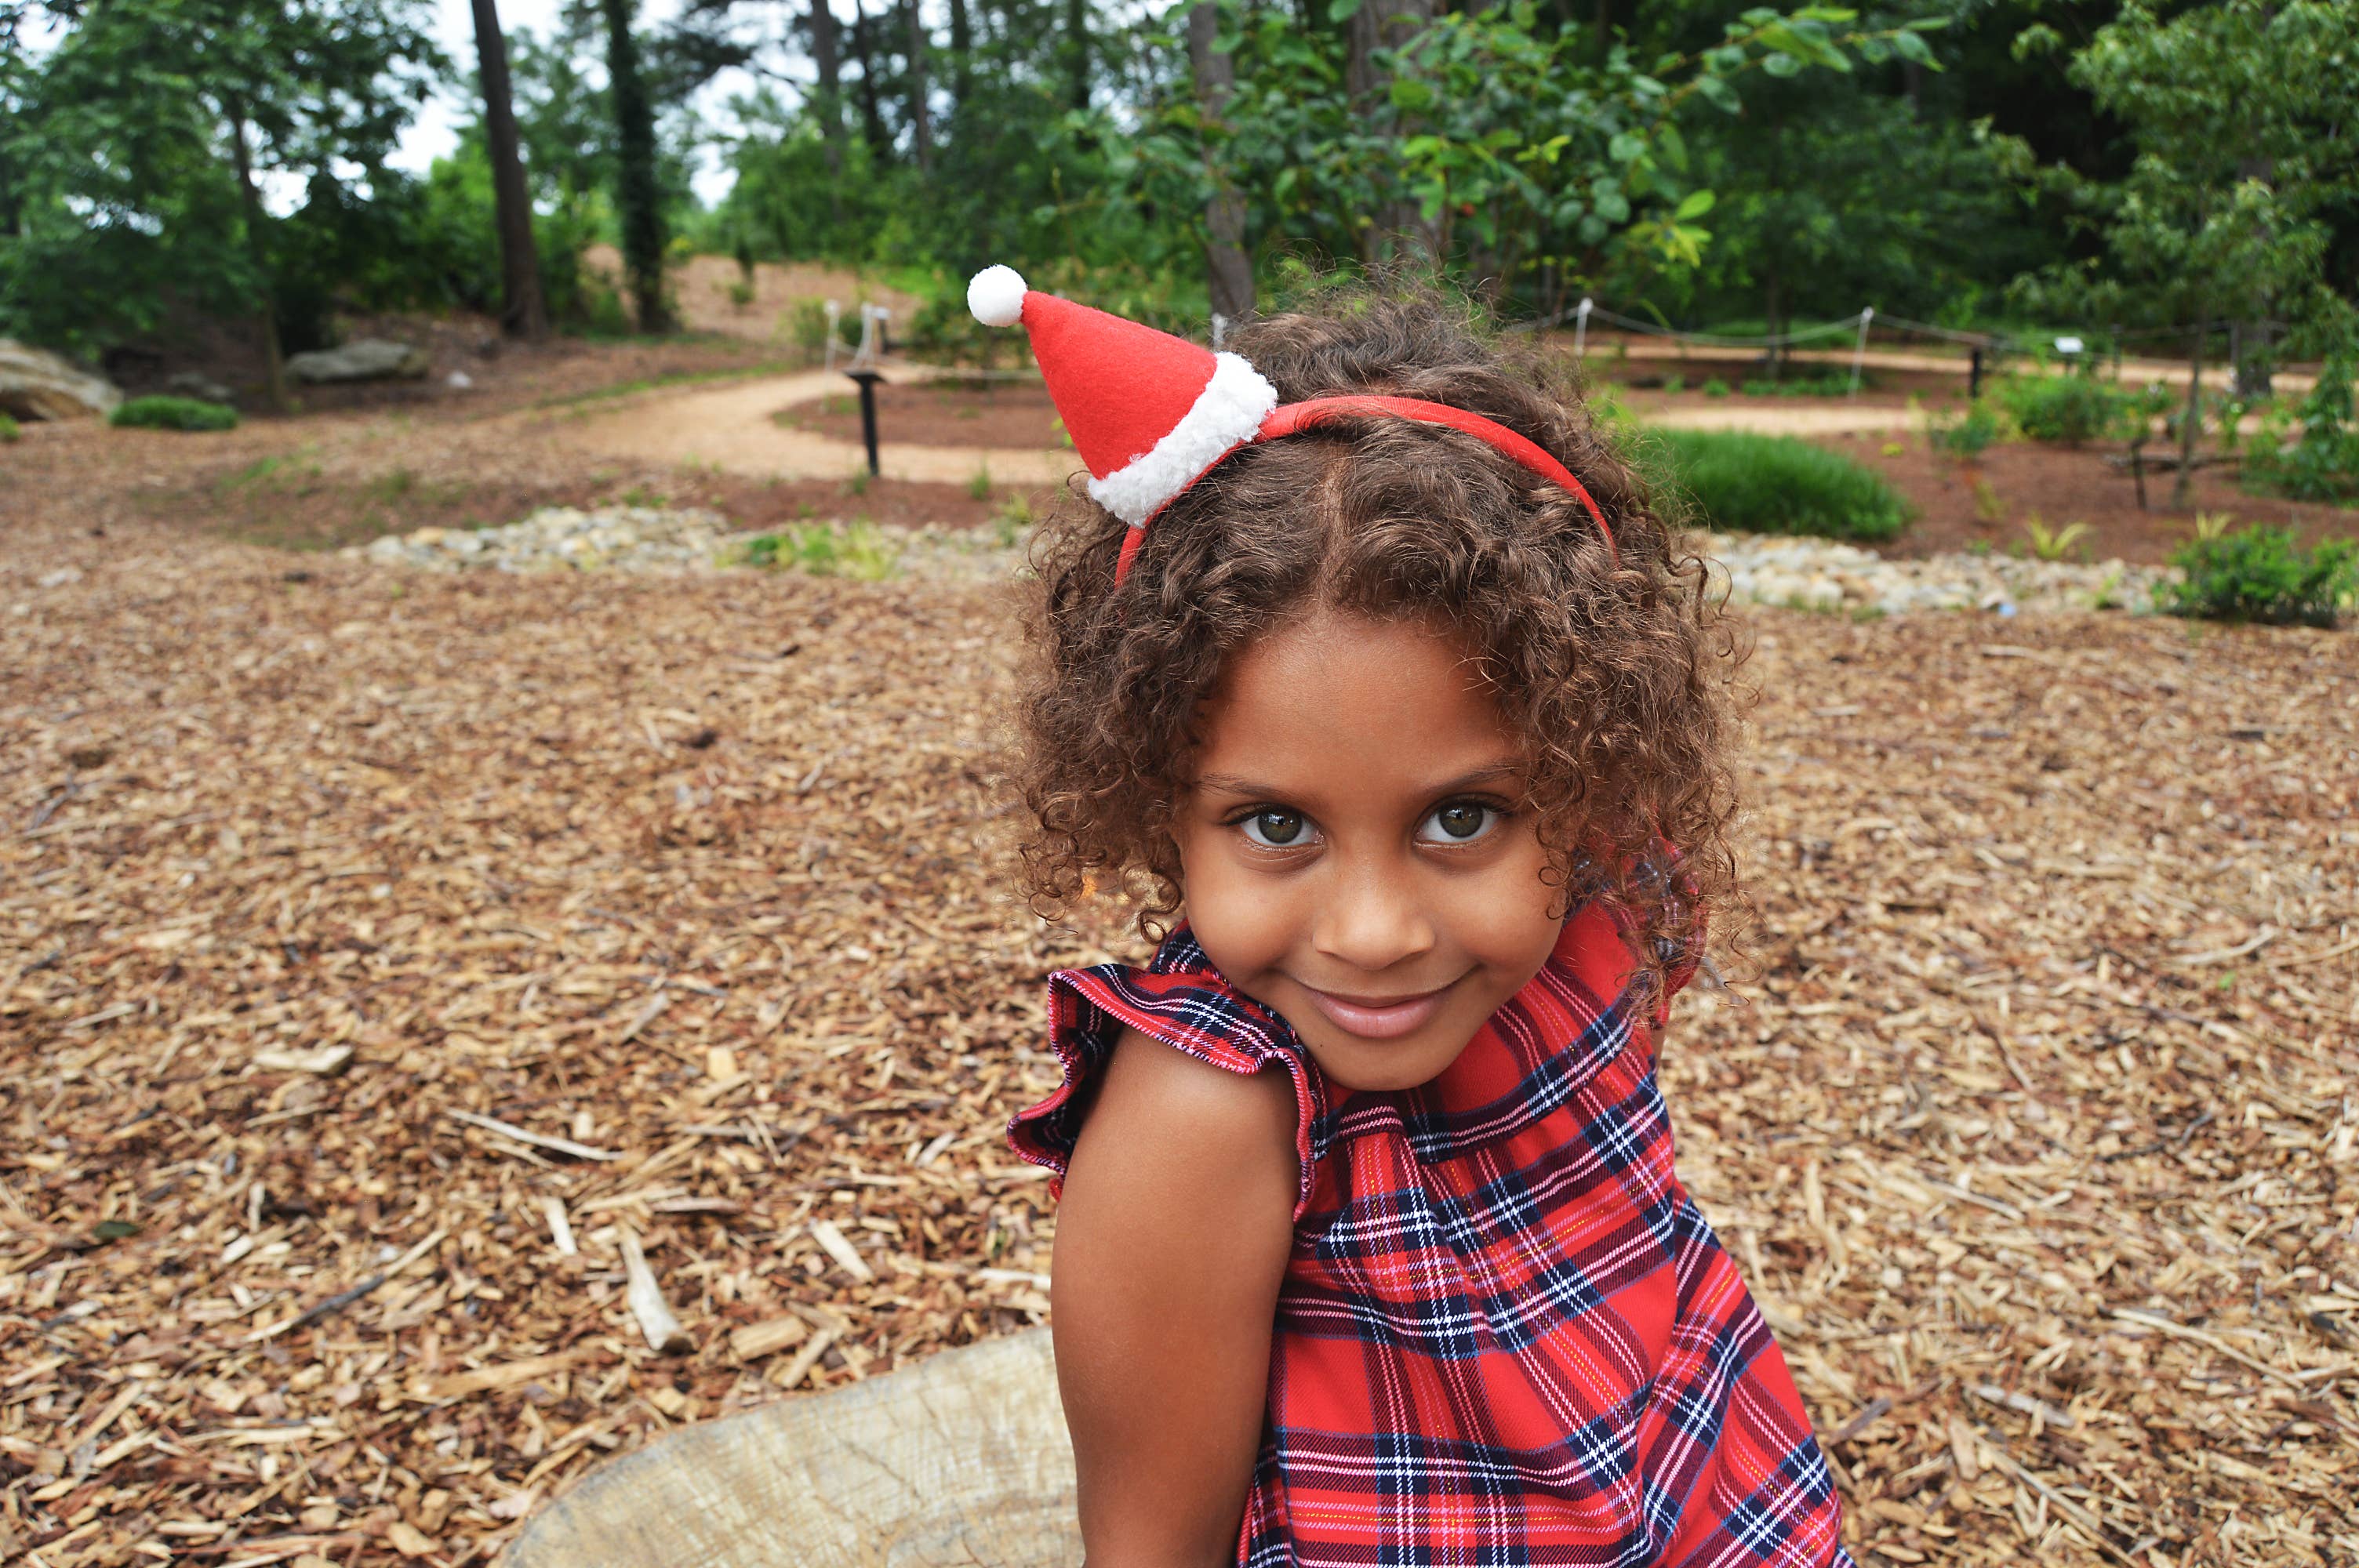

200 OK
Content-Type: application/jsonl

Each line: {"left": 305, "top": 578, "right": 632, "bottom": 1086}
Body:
{"left": 507, "top": 1329, "right": 1077, "bottom": 1566}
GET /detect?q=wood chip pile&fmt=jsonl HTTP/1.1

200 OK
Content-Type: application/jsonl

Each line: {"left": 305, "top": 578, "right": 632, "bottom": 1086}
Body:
{"left": 3, "top": 502, "right": 2354, "bottom": 1567}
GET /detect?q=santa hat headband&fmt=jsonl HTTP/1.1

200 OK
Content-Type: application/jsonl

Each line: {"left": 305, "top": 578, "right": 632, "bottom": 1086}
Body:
{"left": 965, "top": 265, "right": 1612, "bottom": 583}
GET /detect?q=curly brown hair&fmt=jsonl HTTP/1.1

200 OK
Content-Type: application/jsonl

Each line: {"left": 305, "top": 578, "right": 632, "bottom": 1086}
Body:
{"left": 1016, "top": 281, "right": 1743, "bottom": 984}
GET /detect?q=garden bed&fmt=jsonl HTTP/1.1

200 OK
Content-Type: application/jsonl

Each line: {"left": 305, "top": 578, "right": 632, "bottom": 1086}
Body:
{"left": 774, "top": 376, "right": 1065, "bottom": 452}
{"left": 5, "top": 434, "right": 2356, "bottom": 1567}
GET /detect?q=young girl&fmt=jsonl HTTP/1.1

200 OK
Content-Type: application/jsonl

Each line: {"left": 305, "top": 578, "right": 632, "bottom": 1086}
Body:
{"left": 969, "top": 266, "right": 1850, "bottom": 1567}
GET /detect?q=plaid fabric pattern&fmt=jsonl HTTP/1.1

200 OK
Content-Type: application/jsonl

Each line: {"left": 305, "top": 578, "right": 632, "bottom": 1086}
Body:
{"left": 1010, "top": 904, "right": 1852, "bottom": 1567}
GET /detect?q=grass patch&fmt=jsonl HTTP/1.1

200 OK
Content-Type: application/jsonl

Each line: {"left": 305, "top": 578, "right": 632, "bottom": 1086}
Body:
{"left": 735, "top": 519, "right": 900, "bottom": 579}
{"left": 111, "top": 395, "right": 238, "bottom": 432}
{"left": 0, "top": 412, "right": 18, "bottom": 443}
{"left": 1645, "top": 430, "right": 1914, "bottom": 543}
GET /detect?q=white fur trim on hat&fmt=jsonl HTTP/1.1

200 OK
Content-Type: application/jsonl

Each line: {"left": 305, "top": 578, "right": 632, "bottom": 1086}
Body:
{"left": 1085, "top": 351, "right": 1278, "bottom": 527}
{"left": 967, "top": 265, "right": 1028, "bottom": 328}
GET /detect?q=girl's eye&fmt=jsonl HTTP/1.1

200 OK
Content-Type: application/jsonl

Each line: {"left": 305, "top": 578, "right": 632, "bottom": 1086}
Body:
{"left": 1420, "top": 802, "right": 1496, "bottom": 844}
{"left": 1241, "top": 808, "right": 1310, "bottom": 848}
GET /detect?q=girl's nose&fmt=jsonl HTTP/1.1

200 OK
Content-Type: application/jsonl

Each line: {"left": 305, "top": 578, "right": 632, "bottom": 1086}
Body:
{"left": 1310, "top": 857, "right": 1436, "bottom": 973}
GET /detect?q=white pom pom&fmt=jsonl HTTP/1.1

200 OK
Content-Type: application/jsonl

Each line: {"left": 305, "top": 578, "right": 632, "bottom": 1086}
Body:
{"left": 967, "top": 264, "right": 1028, "bottom": 328}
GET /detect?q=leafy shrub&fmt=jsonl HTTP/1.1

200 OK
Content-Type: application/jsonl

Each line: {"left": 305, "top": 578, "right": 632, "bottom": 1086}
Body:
{"left": 2245, "top": 358, "right": 2359, "bottom": 504}
{"left": 1994, "top": 372, "right": 2135, "bottom": 446}
{"left": 2154, "top": 524, "right": 2358, "bottom": 627}
{"left": 1701, "top": 378, "right": 1731, "bottom": 398}
{"left": 1928, "top": 398, "right": 2008, "bottom": 458}
{"left": 109, "top": 395, "right": 238, "bottom": 432}
{"left": 783, "top": 299, "right": 832, "bottom": 362}
{"left": 0, "top": 412, "right": 18, "bottom": 443}
{"left": 1647, "top": 430, "right": 1914, "bottom": 543}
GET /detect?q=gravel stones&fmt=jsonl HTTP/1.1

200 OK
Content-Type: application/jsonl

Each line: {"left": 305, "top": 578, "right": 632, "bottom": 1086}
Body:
{"left": 352, "top": 506, "right": 2175, "bottom": 616}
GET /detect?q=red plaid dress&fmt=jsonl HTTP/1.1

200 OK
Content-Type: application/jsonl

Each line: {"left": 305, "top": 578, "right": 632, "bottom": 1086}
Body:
{"left": 1009, "top": 903, "right": 1852, "bottom": 1567}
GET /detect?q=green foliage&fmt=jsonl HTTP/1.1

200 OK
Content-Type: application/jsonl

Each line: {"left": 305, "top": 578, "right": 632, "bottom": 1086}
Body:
{"left": 1737, "top": 372, "right": 1864, "bottom": 398}
{"left": 110, "top": 395, "right": 240, "bottom": 431}
{"left": 1647, "top": 429, "right": 1913, "bottom": 541}
{"left": 2155, "top": 524, "right": 2359, "bottom": 627}
{"left": 1928, "top": 398, "right": 2008, "bottom": 458}
{"left": 0, "top": 412, "right": 17, "bottom": 444}
{"left": 2019, "top": 516, "right": 2089, "bottom": 561}
{"left": 737, "top": 520, "right": 899, "bottom": 579}
{"left": 2244, "top": 358, "right": 2359, "bottom": 504}
{"left": 967, "top": 466, "right": 993, "bottom": 503}
{"left": 1701, "top": 378, "right": 1732, "bottom": 398}
{"left": 1994, "top": 372, "right": 2137, "bottom": 446}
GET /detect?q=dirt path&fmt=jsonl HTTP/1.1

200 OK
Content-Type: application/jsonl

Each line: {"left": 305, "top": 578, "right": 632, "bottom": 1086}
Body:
{"left": 551, "top": 362, "right": 1076, "bottom": 488}
{"left": 546, "top": 361, "right": 1917, "bottom": 484}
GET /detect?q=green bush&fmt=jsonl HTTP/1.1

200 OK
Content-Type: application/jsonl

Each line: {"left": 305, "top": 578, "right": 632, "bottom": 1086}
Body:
{"left": 0, "top": 412, "right": 19, "bottom": 443}
{"left": 1993, "top": 372, "right": 2135, "bottom": 446}
{"left": 1928, "top": 397, "right": 2008, "bottom": 458}
{"left": 1739, "top": 372, "right": 1864, "bottom": 398}
{"left": 1647, "top": 430, "right": 1915, "bottom": 543}
{"left": 2244, "top": 358, "right": 2359, "bottom": 504}
{"left": 736, "top": 519, "right": 899, "bottom": 580}
{"left": 783, "top": 298, "right": 833, "bottom": 362}
{"left": 109, "top": 395, "right": 238, "bottom": 432}
{"left": 2155, "top": 524, "right": 2358, "bottom": 627}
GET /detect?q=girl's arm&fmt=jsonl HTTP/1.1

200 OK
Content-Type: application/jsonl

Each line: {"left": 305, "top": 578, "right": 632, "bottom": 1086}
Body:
{"left": 1051, "top": 1027, "right": 1301, "bottom": 1568}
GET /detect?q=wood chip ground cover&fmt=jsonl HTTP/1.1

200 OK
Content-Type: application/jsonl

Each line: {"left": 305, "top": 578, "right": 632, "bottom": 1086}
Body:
{"left": 3, "top": 476, "right": 2356, "bottom": 1567}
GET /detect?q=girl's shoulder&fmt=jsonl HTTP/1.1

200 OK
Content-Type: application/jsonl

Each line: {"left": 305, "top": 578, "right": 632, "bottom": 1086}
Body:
{"left": 1008, "top": 927, "right": 1328, "bottom": 1218}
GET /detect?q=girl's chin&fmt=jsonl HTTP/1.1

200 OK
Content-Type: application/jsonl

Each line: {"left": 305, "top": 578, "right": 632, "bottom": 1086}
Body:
{"left": 1299, "top": 1029, "right": 1476, "bottom": 1094}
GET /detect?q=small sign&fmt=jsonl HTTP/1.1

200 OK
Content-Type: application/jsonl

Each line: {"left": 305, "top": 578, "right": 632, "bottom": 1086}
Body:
{"left": 2054, "top": 336, "right": 2085, "bottom": 355}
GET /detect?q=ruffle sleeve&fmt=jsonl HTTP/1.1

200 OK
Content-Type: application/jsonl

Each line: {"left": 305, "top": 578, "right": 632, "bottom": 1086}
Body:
{"left": 1006, "top": 929, "right": 1330, "bottom": 1221}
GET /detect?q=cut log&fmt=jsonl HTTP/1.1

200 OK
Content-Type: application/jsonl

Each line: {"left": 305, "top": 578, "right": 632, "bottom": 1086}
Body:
{"left": 506, "top": 1329, "right": 1074, "bottom": 1567}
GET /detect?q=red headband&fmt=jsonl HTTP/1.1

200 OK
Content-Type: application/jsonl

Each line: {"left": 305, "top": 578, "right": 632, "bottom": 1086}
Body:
{"left": 1112, "top": 394, "right": 1615, "bottom": 585}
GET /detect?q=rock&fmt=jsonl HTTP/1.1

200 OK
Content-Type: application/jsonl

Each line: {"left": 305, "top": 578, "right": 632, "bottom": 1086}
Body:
{"left": 0, "top": 339, "right": 123, "bottom": 421}
{"left": 285, "top": 339, "right": 430, "bottom": 384}
{"left": 165, "top": 370, "right": 236, "bottom": 405}
{"left": 445, "top": 370, "right": 474, "bottom": 390}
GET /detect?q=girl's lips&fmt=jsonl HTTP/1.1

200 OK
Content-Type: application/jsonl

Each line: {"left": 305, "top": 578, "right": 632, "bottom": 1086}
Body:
{"left": 1296, "top": 981, "right": 1452, "bottom": 1040}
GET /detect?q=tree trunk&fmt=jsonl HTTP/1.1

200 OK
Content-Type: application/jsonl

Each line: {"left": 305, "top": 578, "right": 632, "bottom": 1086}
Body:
{"left": 809, "top": 0, "right": 844, "bottom": 175}
{"left": 849, "top": 2, "right": 890, "bottom": 156}
{"left": 1063, "top": 0, "right": 1089, "bottom": 111}
{"left": 903, "top": 0, "right": 931, "bottom": 172}
{"left": 1347, "top": 0, "right": 1438, "bottom": 261}
{"left": 1188, "top": 2, "right": 1252, "bottom": 330}
{"left": 600, "top": 0, "right": 670, "bottom": 333}
{"left": 225, "top": 97, "right": 289, "bottom": 413}
{"left": 2172, "top": 319, "right": 2206, "bottom": 510}
{"left": 947, "top": 0, "right": 972, "bottom": 111}
{"left": 471, "top": 0, "right": 548, "bottom": 340}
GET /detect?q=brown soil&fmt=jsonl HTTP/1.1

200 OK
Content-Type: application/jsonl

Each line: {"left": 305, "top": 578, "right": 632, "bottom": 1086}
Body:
{"left": 777, "top": 376, "right": 1063, "bottom": 452}
{"left": 1806, "top": 428, "right": 2359, "bottom": 564}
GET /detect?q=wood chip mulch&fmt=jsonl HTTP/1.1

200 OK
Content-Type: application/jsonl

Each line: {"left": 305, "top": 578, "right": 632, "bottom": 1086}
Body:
{"left": 2, "top": 495, "right": 2354, "bottom": 1568}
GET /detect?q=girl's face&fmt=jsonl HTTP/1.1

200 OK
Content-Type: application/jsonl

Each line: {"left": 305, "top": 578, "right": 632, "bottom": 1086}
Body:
{"left": 1173, "top": 610, "right": 1564, "bottom": 1094}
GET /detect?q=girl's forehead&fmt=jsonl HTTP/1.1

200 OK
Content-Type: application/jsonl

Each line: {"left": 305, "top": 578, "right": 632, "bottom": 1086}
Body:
{"left": 1193, "top": 612, "right": 1519, "bottom": 789}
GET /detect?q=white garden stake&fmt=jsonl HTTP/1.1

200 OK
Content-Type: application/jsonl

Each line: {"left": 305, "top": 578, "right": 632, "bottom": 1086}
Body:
{"left": 1849, "top": 307, "right": 1874, "bottom": 399}
{"left": 1573, "top": 297, "right": 1594, "bottom": 358}
{"left": 823, "top": 299, "right": 841, "bottom": 371}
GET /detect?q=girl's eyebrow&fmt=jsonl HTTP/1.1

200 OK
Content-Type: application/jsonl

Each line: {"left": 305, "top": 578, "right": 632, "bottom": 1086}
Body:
{"left": 1194, "top": 761, "right": 1523, "bottom": 799}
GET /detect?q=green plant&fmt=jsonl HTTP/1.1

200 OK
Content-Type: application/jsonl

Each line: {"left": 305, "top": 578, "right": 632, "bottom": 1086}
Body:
{"left": 725, "top": 277, "right": 756, "bottom": 310}
{"left": 967, "top": 465, "right": 993, "bottom": 503}
{"left": 1971, "top": 477, "right": 2007, "bottom": 524}
{"left": 1879, "top": 441, "right": 1904, "bottom": 457}
{"left": 2189, "top": 511, "right": 2237, "bottom": 542}
{"left": 2244, "top": 357, "right": 2359, "bottom": 504}
{"left": 992, "top": 491, "right": 1035, "bottom": 548}
{"left": 0, "top": 412, "right": 18, "bottom": 443}
{"left": 1928, "top": 397, "right": 2008, "bottom": 459}
{"left": 845, "top": 467, "right": 872, "bottom": 497}
{"left": 109, "top": 394, "right": 238, "bottom": 432}
{"left": 1739, "top": 372, "right": 1863, "bottom": 398}
{"left": 1702, "top": 378, "right": 1732, "bottom": 399}
{"left": 2155, "top": 524, "right": 2359, "bottom": 626}
{"left": 1660, "top": 374, "right": 1685, "bottom": 395}
{"left": 1993, "top": 372, "right": 2135, "bottom": 446}
{"left": 1645, "top": 430, "right": 1914, "bottom": 543}
{"left": 2021, "top": 516, "right": 2091, "bottom": 561}
{"left": 783, "top": 299, "right": 832, "bottom": 363}
{"left": 739, "top": 520, "right": 900, "bottom": 580}
{"left": 1966, "top": 539, "right": 1994, "bottom": 557}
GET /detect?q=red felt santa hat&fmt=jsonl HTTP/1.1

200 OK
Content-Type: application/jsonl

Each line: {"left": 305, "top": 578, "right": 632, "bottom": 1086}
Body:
{"left": 966, "top": 263, "right": 1612, "bottom": 581}
{"left": 966, "top": 264, "right": 1278, "bottom": 529}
